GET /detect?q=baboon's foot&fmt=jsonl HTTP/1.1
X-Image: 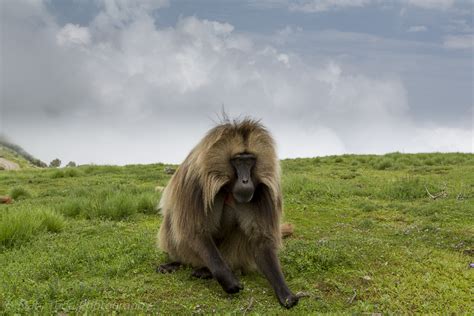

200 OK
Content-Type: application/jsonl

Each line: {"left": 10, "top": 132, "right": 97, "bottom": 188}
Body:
{"left": 191, "top": 267, "right": 213, "bottom": 279}
{"left": 157, "top": 261, "right": 181, "bottom": 273}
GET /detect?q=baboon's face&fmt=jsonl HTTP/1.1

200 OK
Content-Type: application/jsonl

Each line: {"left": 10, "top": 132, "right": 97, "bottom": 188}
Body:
{"left": 230, "top": 153, "right": 256, "bottom": 203}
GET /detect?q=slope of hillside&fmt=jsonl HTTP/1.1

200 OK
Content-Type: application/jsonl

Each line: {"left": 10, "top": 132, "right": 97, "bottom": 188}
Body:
{"left": 0, "top": 153, "right": 473, "bottom": 314}
{"left": 0, "top": 140, "right": 46, "bottom": 169}
{"left": 0, "top": 146, "right": 31, "bottom": 170}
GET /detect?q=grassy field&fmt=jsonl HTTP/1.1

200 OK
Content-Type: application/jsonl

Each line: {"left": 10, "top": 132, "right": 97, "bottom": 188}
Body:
{"left": 0, "top": 153, "right": 473, "bottom": 314}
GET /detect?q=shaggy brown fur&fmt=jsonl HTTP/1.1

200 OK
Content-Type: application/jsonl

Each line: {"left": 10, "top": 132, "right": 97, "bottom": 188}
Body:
{"left": 157, "top": 118, "right": 299, "bottom": 308}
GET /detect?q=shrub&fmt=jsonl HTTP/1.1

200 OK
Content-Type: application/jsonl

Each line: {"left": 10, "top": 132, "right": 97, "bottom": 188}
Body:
{"left": 49, "top": 159, "right": 61, "bottom": 168}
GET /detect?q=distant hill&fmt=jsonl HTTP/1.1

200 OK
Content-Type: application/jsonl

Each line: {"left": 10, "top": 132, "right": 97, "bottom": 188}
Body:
{"left": 0, "top": 138, "right": 46, "bottom": 169}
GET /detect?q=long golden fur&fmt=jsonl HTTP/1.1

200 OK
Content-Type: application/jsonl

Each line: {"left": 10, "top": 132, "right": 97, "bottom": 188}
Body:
{"left": 157, "top": 118, "right": 282, "bottom": 272}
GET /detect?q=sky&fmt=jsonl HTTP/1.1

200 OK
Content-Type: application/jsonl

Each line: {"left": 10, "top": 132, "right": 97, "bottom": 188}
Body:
{"left": 0, "top": 0, "right": 472, "bottom": 165}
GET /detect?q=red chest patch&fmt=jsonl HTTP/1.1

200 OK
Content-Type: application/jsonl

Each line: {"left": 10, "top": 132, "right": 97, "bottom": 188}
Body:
{"left": 224, "top": 193, "right": 234, "bottom": 206}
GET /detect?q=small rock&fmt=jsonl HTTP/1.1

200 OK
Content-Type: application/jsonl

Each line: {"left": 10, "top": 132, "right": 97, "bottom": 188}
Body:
{"left": 469, "top": 263, "right": 474, "bottom": 269}
{"left": 164, "top": 166, "right": 176, "bottom": 175}
{"left": 462, "top": 249, "right": 474, "bottom": 256}
{"left": 362, "top": 275, "right": 372, "bottom": 281}
{"left": 0, "top": 196, "right": 12, "bottom": 204}
{"left": 280, "top": 223, "right": 294, "bottom": 238}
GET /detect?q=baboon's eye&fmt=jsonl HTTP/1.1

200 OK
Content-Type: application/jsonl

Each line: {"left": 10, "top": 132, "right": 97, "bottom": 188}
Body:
{"left": 230, "top": 153, "right": 256, "bottom": 167}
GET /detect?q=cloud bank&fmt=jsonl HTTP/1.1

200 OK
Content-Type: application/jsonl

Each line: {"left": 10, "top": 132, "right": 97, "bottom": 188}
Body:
{"left": 250, "top": 0, "right": 459, "bottom": 12}
{"left": 1, "top": 0, "right": 472, "bottom": 164}
{"left": 443, "top": 34, "right": 474, "bottom": 49}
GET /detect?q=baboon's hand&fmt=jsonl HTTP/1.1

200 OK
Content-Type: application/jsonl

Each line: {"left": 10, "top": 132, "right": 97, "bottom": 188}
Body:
{"left": 278, "top": 292, "right": 299, "bottom": 309}
{"left": 215, "top": 271, "right": 243, "bottom": 294}
{"left": 223, "top": 280, "right": 243, "bottom": 294}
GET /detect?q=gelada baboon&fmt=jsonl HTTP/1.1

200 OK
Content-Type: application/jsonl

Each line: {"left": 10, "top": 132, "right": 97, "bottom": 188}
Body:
{"left": 157, "top": 118, "right": 300, "bottom": 308}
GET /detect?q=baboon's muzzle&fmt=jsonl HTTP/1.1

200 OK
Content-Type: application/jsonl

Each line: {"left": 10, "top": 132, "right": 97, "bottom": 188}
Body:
{"left": 231, "top": 153, "right": 256, "bottom": 203}
{"left": 232, "top": 177, "right": 255, "bottom": 203}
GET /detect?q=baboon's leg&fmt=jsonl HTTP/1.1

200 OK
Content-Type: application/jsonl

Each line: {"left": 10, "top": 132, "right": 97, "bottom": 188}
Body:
{"left": 193, "top": 235, "right": 242, "bottom": 294}
{"left": 191, "top": 267, "right": 213, "bottom": 279}
{"left": 156, "top": 261, "right": 182, "bottom": 273}
{"left": 254, "top": 245, "right": 299, "bottom": 309}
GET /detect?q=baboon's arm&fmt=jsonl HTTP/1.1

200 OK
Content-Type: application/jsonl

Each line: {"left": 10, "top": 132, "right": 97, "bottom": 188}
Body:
{"left": 255, "top": 245, "right": 299, "bottom": 309}
{"left": 193, "top": 235, "right": 242, "bottom": 294}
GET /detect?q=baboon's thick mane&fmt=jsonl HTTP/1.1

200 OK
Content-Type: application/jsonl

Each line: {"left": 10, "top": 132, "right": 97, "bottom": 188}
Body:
{"left": 160, "top": 118, "right": 281, "bottom": 221}
{"left": 196, "top": 118, "right": 279, "bottom": 212}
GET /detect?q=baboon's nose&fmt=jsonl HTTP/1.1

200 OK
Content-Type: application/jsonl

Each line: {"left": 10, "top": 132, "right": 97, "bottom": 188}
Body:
{"left": 242, "top": 179, "right": 249, "bottom": 184}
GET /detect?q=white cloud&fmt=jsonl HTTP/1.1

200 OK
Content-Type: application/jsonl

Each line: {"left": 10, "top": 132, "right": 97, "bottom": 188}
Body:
{"left": 96, "top": 0, "right": 168, "bottom": 21}
{"left": 57, "top": 24, "right": 91, "bottom": 47}
{"left": 251, "top": 0, "right": 460, "bottom": 12}
{"left": 410, "top": 127, "right": 473, "bottom": 152}
{"left": 404, "top": 0, "right": 455, "bottom": 10}
{"left": 2, "top": 0, "right": 472, "bottom": 165}
{"left": 288, "top": 0, "right": 372, "bottom": 12}
{"left": 443, "top": 34, "right": 474, "bottom": 49}
{"left": 407, "top": 25, "right": 428, "bottom": 32}
{"left": 248, "top": 0, "right": 376, "bottom": 12}
{"left": 443, "top": 19, "right": 473, "bottom": 33}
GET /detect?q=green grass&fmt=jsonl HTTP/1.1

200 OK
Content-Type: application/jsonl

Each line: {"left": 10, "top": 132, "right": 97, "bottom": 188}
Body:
{"left": 10, "top": 186, "right": 32, "bottom": 200}
{"left": 0, "top": 207, "right": 65, "bottom": 247}
{"left": 0, "top": 154, "right": 473, "bottom": 314}
{"left": 54, "top": 189, "right": 159, "bottom": 220}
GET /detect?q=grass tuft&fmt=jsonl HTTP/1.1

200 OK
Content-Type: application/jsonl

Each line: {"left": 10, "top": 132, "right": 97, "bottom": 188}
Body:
{"left": 0, "top": 207, "right": 65, "bottom": 248}
{"left": 136, "top": 193, "right": 157, "bottom": 214}
{"left": 382, "top": 177, "right": 427, "bottom": 200}
{"left": 56, "top": 191, "right": 159, "bottom": 220}
{"left": 51, "top": 168, "right": 81, "bottom": 179}
{"left": 57, "top": 198, "right": 87, "bottom": 217}
{"left": 373, "top": 158, "right": 393, "bottom": 170}
{"left": 98, "top": 194, "right": 137, "bottom": 220}
{"left": 39, "top": 208, "right": 66, "bottom": 233}
{"left": 10, "top": 187, "right": 32, "bottom": 200}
